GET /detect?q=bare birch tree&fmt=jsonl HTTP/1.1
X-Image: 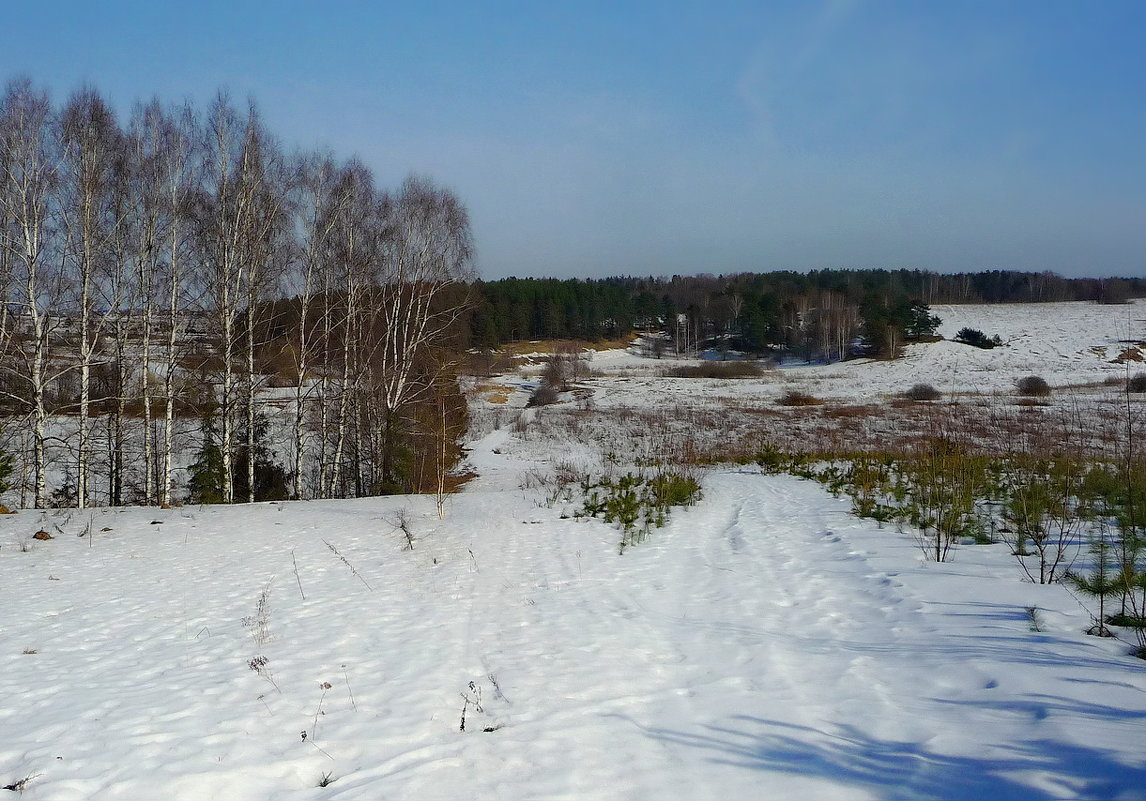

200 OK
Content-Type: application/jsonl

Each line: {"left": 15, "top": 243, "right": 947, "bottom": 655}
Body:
{"left": 59, "top": 86, "right": 124, "bottom": 507}
{"left": 158, "top": 103, "right": 198, "bottom": 507}
{"left": 289, "top": 152, "right": 357, "bottom": 499}
{"left": 0, "top": 78, "right": 63, "bottom": 508}
{"left": 239, "top": 118, "right": 289, "bottom": 503}
{"left": 123, "top": 98, "right": 198, "bottom": 504}
{"left": 1, "top": 81, "right": 477, "bottom": 507}
{"left": 193, "top": 93, "right": 284, "bottom": 503}
{"left": 372, "top": 175, "right": 473, "bottom": 488}
{"left": 324, "top": 161, "right": 376, "bottom": 498}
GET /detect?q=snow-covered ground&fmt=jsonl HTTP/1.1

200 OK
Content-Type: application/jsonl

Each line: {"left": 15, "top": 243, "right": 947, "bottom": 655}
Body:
{"left": 3, "top": 300, "right": 1146, "bottom": 800}
{"left": 577, "top": 300, "right": 1146, "bottom": 402}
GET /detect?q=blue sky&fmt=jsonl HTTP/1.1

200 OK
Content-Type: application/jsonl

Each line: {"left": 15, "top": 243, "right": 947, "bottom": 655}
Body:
{"left": 4, "top": 1, "right": 1144, "bottom": 279}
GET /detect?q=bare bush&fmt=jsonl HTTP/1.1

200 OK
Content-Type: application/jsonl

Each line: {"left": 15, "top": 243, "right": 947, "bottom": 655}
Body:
{"left": 388, "top": 508, "right": 415, "bottom": 550}
{"left": 1128, "top": 373, "right": 1146, "bottom": 393}
{"left": 511, "top": 413, "right": 532, "bottom": 435}
{"left": 542, "top": 344, "right": 587, "bottom": 392}
{"left": 527, "top": 385, "right": 560, "bottom": 407}
{"left": 1016, "top": 375, "right": 1051, "bottom": 397}
{"left": 904, "top": 383, "right": 941, "bottom": 402}
{"left": 553, "top": 459, "right": 587, "bottom": 487}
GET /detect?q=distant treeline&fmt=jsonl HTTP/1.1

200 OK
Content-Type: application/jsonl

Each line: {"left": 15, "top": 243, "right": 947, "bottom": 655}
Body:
{"left": 468, "top": 269, "right": 1145, "bottom": 358}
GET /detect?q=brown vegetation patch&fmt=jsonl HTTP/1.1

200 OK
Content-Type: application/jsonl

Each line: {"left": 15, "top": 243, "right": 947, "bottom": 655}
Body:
{"left": 458, "top": 350, "right": 517, "bottom": 377}
{"left": 662, "top": 361, "right": 764, "bottom": 379}
{"left": 477, "top": 382, "right": 515, "bottom": 404}
{"left": 444, "top": 471, "right": 479, "bottom": 493}
{"left": 1111, "top": 346, "right": 1145, "bottom": 364}
{"left": 816, "top": 403, "right": 878, "bottom": 420}
{"left": 777, "top": 390, "right": 822, "bottom": 407}
{"left": 498, "top": 339, "right": 586, "bottom": 357}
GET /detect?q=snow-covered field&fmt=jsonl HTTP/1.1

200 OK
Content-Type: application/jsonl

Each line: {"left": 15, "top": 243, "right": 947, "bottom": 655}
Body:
{"left": 3, "top": 301, "right": 1146, "bottom": 800}
{"left": 578, "top": 300, "right": 1146, "bottom": 402}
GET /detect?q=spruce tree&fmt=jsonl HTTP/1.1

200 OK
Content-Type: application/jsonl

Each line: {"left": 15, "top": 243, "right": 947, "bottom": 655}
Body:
{"left": 187, "top": 416, "right": 225, "bottom": 504}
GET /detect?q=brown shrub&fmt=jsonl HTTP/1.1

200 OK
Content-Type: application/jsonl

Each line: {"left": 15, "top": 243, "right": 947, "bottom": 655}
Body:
{"left": 819, "top": 404, "right": 877, "bottom": 419}
{"left": 777, "top": 390, "right": 822, "bottom": 407}
{"left": 664, "top": 361, "right": 764, "bottom": 379}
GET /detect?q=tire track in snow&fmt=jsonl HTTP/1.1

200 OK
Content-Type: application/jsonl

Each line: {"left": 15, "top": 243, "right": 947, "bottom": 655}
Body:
{"left": 612, "top": 469, "right": 970, "bottom": 797}
{"left": 640, "top": 472, "right": 918, "bottom": 715}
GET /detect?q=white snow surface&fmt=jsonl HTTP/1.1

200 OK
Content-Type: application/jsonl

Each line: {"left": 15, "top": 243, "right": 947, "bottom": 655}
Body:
{"left": 583, "top": 300, "right": 1146, "bottom": 403}
{"left": 4, "top": 301, "right": 1146, "bottom": 799}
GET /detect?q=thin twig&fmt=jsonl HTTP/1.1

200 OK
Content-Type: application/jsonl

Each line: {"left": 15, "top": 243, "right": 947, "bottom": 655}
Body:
{"left": 291, "top": 548, "right": 306, "bottom": 601}
{"left": 311, "top": 682, "right": 332, "bottom": 739}
{"left": 323, "top": 539, "right": 373, "bottom": 590}
{"left": 343, "top": 664, "right": 357, "bottom": 711}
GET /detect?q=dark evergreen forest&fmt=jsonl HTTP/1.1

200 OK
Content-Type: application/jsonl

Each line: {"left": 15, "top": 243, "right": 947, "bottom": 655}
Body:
{"left": 468, "top": 269, "right": 1145, "bottom": 360}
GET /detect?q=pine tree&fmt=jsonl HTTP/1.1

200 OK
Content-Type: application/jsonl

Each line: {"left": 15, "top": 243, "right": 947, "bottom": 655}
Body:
{"left": 233, "top": 414, "right": 289, "bottom": 502}
{"left": 1068, "top": 528, "right": 1118, "bottom": 637}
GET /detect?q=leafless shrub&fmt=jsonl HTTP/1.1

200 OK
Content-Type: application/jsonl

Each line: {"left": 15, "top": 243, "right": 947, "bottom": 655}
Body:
{"left": 904, "top": 383, "right": 941, "bottom": 401}
{"left": 778, "top": 390, "right": 822, "bottom": 407}
{"left": 527, "top": 384, "right": 560, "bottom": 407}
{"left": 518, "top": 467, "right": 551, "bottom": 491}
{"left": 1128, "top": 373, "right": 1146, "bottom": 393}
{"left": 512, "top": 413, "right": 532, "bottom": 435}
{"left": 553, "top": 459, "right": 587, "bottom": 487}
{"left": 241, "top": 580, "right": 274, "bottom": 646}
{"left": 1016, "top": 375, "right": 1051, "bottom": 397}
{"left": 388, "top": 508, "right": 415, "bottom": 550}
{"left": 459, "top": 679, "right": 484, "bottom": 732}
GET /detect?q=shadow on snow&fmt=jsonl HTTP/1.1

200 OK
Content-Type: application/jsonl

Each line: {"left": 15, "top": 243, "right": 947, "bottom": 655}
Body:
{"left": 646, "top": 716, "right": 1146, "bottom": 801}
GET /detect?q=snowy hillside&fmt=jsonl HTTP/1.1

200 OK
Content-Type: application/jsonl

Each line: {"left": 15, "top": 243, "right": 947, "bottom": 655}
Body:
{"left": 3, "top": 301, "right": 1146, "bottom": 800}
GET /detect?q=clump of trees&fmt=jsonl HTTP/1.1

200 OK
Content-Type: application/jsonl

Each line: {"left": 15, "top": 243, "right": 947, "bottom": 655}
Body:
{"left": 0, "top": 77, "right": 473, "bottom": 508}
{"left": 528, "top": 344, "right": 586, "bottom": 407}
{"left": 859, "top": 297, "right": 941, "bottom": 359}
{"left": 954, "top": 327, "right": 1003, "bottom": 349}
